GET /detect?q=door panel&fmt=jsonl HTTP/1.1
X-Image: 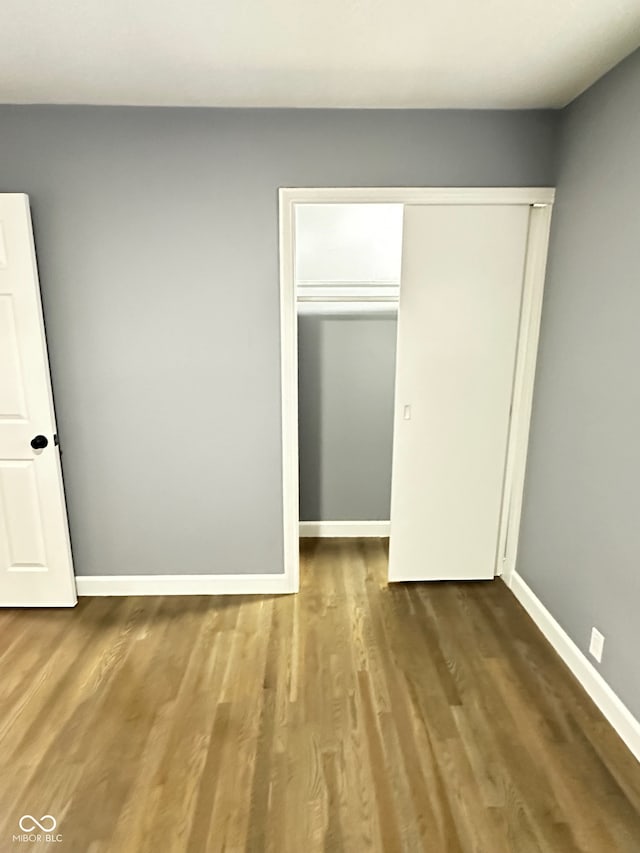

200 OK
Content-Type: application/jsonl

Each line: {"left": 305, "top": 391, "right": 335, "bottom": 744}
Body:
{"left": 389, "top": 204, "right": 530, "bottom": 581}
{"left": 0, "top": 295, "right": 29, "bottom": 419}
{"left": 0, "top": 461, "right": 48, "bottom": 569}
{"left": 0, "top": 194, "right": 76, "bottom": 606}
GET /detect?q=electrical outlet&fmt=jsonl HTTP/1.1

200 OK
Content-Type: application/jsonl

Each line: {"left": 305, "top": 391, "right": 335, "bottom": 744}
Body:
{"left": 589, "top": 627, "right": 605, "bottom": 663}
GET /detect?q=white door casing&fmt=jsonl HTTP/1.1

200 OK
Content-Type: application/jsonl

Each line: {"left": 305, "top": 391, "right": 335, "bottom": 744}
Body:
{"left": 278, "top": 187, "right": 553, "bottom": 594}
{"left": 389, "top": 204, "right": 531, "bottom": 582}
{"left": 0, "top": 194, "right": 76, "bottom": 606}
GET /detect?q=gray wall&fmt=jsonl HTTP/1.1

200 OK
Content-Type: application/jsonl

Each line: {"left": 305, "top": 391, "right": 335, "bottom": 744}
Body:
{"left": 298, "top": 312, "right": 397, "bottom": 521}
{"left": 0, "top": 106, "right": 557, "bottom": 576}
{"left": 518, "top": 49, "right": 640, "bottom": 718}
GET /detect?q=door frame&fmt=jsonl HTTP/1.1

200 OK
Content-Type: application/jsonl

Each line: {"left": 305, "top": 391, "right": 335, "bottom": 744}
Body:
{"left": 279, "top": 187, "right": 555, "bottom": 593}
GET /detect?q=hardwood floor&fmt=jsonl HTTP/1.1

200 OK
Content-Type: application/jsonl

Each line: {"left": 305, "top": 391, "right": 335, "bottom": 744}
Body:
{"left": 1, "top": 538, "right": 639, "bottom": 852}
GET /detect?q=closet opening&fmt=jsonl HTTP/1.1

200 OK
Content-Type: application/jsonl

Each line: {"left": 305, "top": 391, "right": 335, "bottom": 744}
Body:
{"left": 296, "top": 203, "right": 401, "bottom": 557}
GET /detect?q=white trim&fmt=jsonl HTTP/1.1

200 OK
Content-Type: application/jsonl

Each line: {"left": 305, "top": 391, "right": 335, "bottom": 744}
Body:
{"left": 507, "top": 572, "right": 640, "bottom": 765}
{"left": 279, "top": 190, "right": 300, "bottom": 593}
{"left": 0, "top": 598, "right": 78, "bottom": 608}
{"left": 76, "top": 574, "right": 293, "bottom": 596}
{"left": 497, "top": 204, "right": 553, "bottom": 582}
{"left": 299, "top": 521, "right": 390, "bottom": 538}
{"left": 282, "top": 187, "right": 555, "bottom": 206}
{"left": 279, "top": 187, "right": 555, "bottom": 593}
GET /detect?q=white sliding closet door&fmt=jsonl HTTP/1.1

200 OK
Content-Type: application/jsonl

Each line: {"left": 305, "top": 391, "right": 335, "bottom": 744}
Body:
{"left": 388, "top": 204, "right": 530, "bottom": 582}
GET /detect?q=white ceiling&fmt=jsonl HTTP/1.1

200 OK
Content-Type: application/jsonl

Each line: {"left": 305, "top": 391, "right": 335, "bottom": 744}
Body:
{"left": 1, "top": 0, "right": 639, "bottom": 109}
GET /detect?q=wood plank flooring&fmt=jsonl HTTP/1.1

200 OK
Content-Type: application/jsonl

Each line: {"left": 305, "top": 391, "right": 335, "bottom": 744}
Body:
{"left": 1, "top": 537, "right": 639, "bottom": 852}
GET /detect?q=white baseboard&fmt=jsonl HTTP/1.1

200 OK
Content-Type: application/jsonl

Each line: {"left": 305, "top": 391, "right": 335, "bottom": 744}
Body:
{"left": 507, "top": 571, "right": 640, "bottom": 765}
{"left": 299, "top": 520, "right": 390, "bottom": 538}
{"left": 75, "top": 573, "right": 294, "bottom": 597}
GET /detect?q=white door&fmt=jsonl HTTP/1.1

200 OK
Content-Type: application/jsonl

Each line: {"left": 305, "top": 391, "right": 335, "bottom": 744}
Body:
{"left": 389, "top": 204, "right": 530, "bottom": 581}
{"left": 0, "top": 194, "right": 76, "bottom": 606}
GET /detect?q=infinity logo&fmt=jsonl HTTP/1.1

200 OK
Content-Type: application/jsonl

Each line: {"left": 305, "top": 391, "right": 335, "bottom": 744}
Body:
{"left": 19, "top": 815, "right": 57, "bottom": 832}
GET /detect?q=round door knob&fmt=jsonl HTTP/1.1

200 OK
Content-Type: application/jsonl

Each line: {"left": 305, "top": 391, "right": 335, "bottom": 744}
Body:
{"left": 30, "top": 435, "right": 49, "bottom": 450}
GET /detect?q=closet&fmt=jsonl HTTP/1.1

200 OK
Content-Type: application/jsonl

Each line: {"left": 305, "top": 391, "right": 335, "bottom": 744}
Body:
{"left": 295, "top": 204, "right": 401, "bottom": 530}
{"left": 283, "top": 189, "right": 554, "bottom": 586}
